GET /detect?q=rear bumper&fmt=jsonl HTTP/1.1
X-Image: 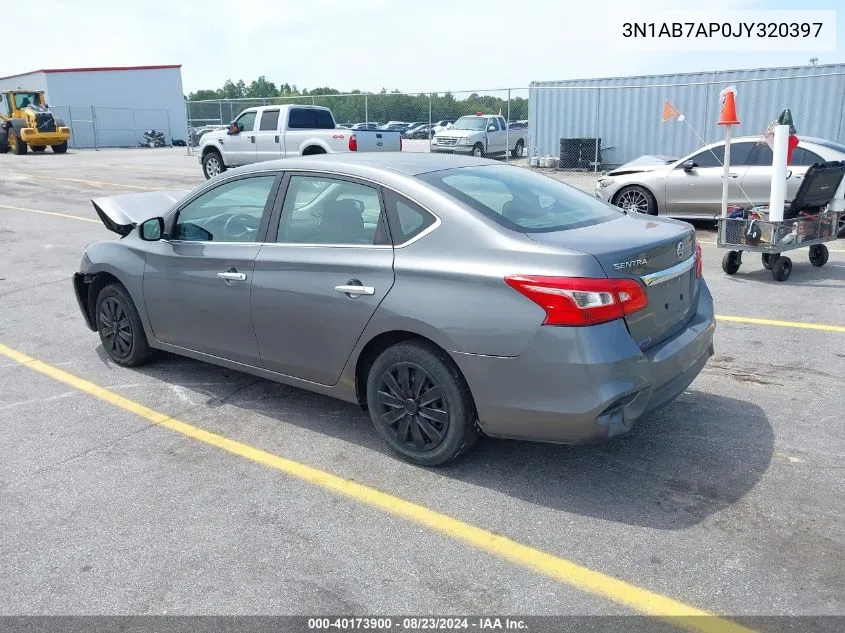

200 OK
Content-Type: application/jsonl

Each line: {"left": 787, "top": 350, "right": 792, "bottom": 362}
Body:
{"left": 451, "top": 282, "right": 716, "bottom": 443}
{"left": 20, "top": 127, "right": 70, "bottom": 144}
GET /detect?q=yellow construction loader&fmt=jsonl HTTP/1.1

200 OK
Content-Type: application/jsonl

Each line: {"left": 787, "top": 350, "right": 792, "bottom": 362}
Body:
{"left": 0, "top": 89, "right": 70, "bottom": 155}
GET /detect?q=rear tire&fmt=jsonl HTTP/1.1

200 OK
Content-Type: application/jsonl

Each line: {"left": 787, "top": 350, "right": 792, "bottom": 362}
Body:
{"left": 95, "top": 283, "right": 154, "bottom": 367}
{"left": 51, "top": 142, "right": 68, "bottom": 154}
{"left": 202, "top": 150, "right": 225, "bottom": 179}
{"left": 366, "top": 341, "right": 479, "bottom": 466}
{"left": 721, "top": 251, "right": 741, "bottom": 275}
{"left": 772, "top": 256, "right": 792, "bottom": 282}
{"left": 511, "top": 139, "right": 524, "bottom": 158}
{"left": 809, "top": 244, "right": 829, "bottom": 267}
{"left": 613, "top": 185, "right": 657, "bottom": 215}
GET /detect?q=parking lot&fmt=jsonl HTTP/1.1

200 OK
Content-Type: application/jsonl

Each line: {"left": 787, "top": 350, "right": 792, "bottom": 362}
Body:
{"left": 1, "top": 148, "right": 844, "bottom": 631}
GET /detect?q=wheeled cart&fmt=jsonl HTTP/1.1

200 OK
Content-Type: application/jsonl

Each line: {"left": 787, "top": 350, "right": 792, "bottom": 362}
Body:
{"left": 716, "top": 160, "right": 844, "bottom": 282}
{"left": 717, "top": 212, "right": 840, "bottom": 281}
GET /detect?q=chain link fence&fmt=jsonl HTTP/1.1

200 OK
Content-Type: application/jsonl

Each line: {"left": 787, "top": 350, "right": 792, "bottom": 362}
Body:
{"left": 182, "top": 70, "right": 845, "bottom": 199}
{"left": 50, "top": 105, "right": 173, "bottom": 149}
{"left": 185, "top": 89, "right": 532, "bottom": 163}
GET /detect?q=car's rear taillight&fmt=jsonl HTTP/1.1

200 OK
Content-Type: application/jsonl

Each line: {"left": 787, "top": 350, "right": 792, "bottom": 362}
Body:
{"left": 349, "top": 134, "right": 358, "bottom": 151}
{"left": 504, "top": 276, "right": 648, "bottom": 326}
{"left": 695, "top": 241, "right": 702, "bottom": 278}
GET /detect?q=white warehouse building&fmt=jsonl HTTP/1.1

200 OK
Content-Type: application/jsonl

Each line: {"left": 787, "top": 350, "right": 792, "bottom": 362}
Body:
{"left": 0, "top": 65, "right": 187, "bottom": 149}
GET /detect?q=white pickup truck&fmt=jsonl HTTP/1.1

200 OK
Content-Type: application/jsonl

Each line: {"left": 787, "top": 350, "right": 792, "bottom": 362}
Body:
{"left": 431, "top": 113, "right": 527, "bottom": 159}
{"left": 199, "top": 104, "right": 402, "bottom": 179}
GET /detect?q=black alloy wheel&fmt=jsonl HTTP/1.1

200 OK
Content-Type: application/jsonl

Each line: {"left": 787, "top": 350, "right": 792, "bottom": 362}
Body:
{"left": 98, "top": 296, "right": 133, "bottom": 360}
{"left": 376, "top": 362, "right": 449, "bottom": 452}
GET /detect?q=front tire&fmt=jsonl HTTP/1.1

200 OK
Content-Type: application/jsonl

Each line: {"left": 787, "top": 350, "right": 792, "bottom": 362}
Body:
{"left": 202, "top": 150, "right": 225, "bottom": 179}
{"left": 613, "top": 185, "right": 657, "bottom": 215}
{"left": 809, "top": 244, "right": 829, "bottom": 267}
{"left": 10, "top": 132, "right": 27, "bottom": 155}
{"left": 366, "top": 342, "right": 479, "bottom": 466}
{"left": 772, "top": 256, "right": 792, "bottom": 282}
{"left": 471, "top": 143, "right": 484, "bottom": 158}
{"left": 721, "top": 251, "right": 741, "bottom": 275}
{"left": 95, "top": 283, "right": 154, "bottom": 367}
{"left": 51, "top": 142, "right": 68, "bottom": 154}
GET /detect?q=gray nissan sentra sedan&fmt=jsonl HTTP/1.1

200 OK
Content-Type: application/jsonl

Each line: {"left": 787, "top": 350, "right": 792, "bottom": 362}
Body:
{"left": 73, "top": 153, "right": 715, "bottom": 466}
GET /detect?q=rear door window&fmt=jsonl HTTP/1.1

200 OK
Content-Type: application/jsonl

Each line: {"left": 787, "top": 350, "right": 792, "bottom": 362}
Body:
{"left": 314, "top": 109, "right": 336, "bottom": 129}
{"left": 259, "top": 109, "right": 280, "bottom": 131}
{"left": 288, "top": 108, "right": 314, "bottom": 129}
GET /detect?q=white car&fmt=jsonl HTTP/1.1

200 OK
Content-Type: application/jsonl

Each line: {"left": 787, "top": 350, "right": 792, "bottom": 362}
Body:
{"left": 198, "top": 105, "right": 402, "bottom": 179}
{"left": 596, "top": 135, "right": 845, "bottom": 236}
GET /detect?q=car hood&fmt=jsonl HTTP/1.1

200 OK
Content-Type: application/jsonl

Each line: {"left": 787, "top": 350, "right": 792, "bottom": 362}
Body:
{"left": 91, "top": 190, "right": 191, "bottom": 236}
{"left": 435, "top": 129, "right": 481, "bottom": 138}
{"left": 607, "top": 154, "right": 678, "bottom": 176}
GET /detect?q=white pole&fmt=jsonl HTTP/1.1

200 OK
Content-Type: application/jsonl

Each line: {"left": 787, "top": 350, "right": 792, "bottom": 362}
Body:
{"left": 769, "top": 124, "right": 789, "bottom": 222}
{"left": 721, "top": 126, "right": 732, "bottom": 218}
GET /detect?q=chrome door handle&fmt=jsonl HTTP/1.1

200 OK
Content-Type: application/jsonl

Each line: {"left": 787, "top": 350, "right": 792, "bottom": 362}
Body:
{"left": 218, "top": 272, "right": 247, "bottom": 282}
{"left": 334, "top": 284, "right": 374, "bottom": 296}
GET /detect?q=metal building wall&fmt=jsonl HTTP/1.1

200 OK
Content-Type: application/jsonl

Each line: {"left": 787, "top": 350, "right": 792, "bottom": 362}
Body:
{"left": 44, "top": 67, "right": 188, "bottom": 148}
{"left": 0, "top": 72, "right": 49, "bottom": 99}
{"left": 529, "top": 64, "right": 845, "bottom": 168}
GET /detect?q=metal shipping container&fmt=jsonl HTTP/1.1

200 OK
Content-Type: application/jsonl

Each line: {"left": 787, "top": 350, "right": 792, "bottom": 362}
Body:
{"left": 529, "top": 63, "right": 845, "bottom": 169}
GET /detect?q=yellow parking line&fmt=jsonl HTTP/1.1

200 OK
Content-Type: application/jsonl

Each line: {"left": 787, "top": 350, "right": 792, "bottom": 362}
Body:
{"left": 716, "top": 315, "right": 845, "bottom": 333}
{"left": 0, "top": 203, "right": 100, "bottom": 224}
{"left": 0, "top": 341, "right": 756, "bottom": 633}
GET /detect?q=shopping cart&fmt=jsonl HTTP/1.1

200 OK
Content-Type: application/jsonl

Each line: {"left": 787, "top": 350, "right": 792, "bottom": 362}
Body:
{"left": 717, "top": 160, "right": 844, "bottom": 282}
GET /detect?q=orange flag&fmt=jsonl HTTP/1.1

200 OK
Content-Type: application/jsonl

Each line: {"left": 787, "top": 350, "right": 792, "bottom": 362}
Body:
{"left": 662, "top": 99, "right": 685, "bottom": 122}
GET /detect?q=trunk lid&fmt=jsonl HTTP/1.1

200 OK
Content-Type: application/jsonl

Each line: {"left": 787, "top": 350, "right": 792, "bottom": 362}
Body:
{"left": 91, "top": 190, "right": 190, "bottom": 236}
{"left": 527, "top": 213, "right": 698, "bottom": 349}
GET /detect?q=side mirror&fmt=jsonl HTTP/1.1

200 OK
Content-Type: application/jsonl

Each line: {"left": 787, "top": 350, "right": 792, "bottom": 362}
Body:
{"left": 139, "top": 217, "right": 164, "bottom": 241}
{"left": 682, "top": 159, "right": 696, "bottom": 171}
{"left": 487, "top": 125, "right": 497, "bottom": 132}
{"left": 227, "top": 121, "right": 240, "bottom": 135}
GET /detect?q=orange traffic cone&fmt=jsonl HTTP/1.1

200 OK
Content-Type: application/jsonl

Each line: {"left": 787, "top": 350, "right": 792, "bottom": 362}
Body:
{"left": 718, "top": 89, "right": 740, "bottom": 126}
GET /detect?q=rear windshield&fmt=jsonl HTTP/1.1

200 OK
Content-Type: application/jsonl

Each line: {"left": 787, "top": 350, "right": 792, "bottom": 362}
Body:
{"left": 419, "top": 165, "right": 621, "bottom": 232}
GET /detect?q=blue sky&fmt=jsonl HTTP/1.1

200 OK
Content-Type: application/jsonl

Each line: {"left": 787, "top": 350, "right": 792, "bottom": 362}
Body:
{"left": 5, "top": 0, "right": 842, "bottom": 93}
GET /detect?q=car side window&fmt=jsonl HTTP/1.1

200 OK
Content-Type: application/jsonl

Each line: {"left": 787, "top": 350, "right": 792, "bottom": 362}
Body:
{"left": 487, "top": 118, "right": 499, "bottom": 131}
{"left": 173, "top": 176, "right": 277, "bottom": 243}
{"left": 748, "top": 143, "right": 774, "bottom": 166}
{"left": 259, "top": 109, "right": 280, "bottom": 131}
{"left": 498, "top": 116, "right": 507, "bottom": 129}
{"left": 277, "top": 175, "right": 389, "bottom": 246}
{"left": 288, "top": 108, "right": 314, "bottom": 129}
{"left": 727, "top": 142, "right": 755, "bottom": 166}
{"left": 791, "top": 147, "right": 824, "bottom": 166}
{"left": 383, "top": 190, "right": 437, "bottom": 244}
{"left": 688, "top": 145, "right": 724, "bottom": 168}
{"left": 236, "top": 111, "right": 257, "bottom": 133}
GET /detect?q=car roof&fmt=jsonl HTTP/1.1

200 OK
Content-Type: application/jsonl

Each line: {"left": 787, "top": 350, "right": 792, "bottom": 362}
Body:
{"left": 232, "top": 152, "right": 499, "bottom": 177}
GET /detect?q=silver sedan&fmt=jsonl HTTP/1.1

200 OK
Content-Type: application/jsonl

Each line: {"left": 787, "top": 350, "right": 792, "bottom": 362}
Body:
{"left": 596, "top": 136, "right": 845, "bottom": 236}
{"left": 74, "top": 153, "right": 714, "bottom": 465}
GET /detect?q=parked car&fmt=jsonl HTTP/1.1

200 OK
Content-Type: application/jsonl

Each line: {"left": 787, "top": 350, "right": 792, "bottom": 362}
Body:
{"left": 431, "top": 120, "right": 454, "bottom": 134}
{"left": 596, "top": 136, "right": 845, "bottom": 237}
{"left": 381, "top": 122, "right": 411, "bottom": 132}
{"left": 404, "top": 124, "right": 434, "bottom": 140}
{"left": 74, "top": 153, "right": 713, "bottom": 466}
{"left": 198, "top": 106, "right": 401, "bottom": 179}
{"left": 431, "top": 113, "right": 527, "bottom": 159}
{"left": 351, "top": 122, "right": 382, "bottom": 130}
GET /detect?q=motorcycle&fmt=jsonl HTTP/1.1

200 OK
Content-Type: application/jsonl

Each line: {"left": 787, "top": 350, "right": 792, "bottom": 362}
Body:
{"left": 139, "top": 130, "right": 167, "bottom": 148}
